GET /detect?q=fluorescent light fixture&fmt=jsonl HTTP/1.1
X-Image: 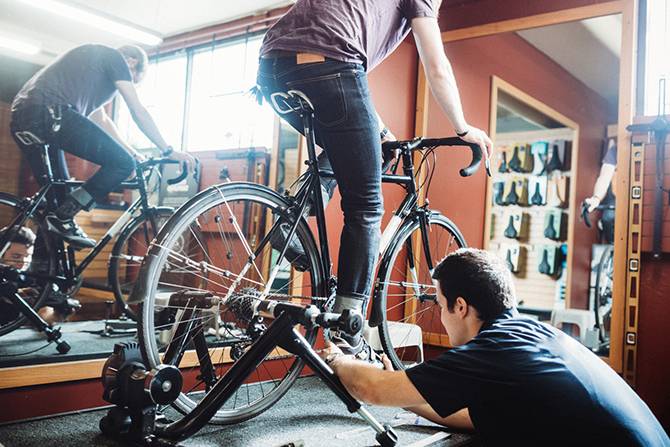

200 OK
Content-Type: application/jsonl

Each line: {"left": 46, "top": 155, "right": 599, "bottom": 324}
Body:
{"left": 0, "top": 35, "right": 41, "bottom": 55}
{"left": 18, "top": 0, "right": 163, "bottom": 46}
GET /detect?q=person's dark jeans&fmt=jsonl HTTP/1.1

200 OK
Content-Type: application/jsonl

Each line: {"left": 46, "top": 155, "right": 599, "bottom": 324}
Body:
{"left": 257, "top": 57, "right": 383, "bottom": 304}
{"left": 10, "top": 105, "right": 135, "bottom": 205}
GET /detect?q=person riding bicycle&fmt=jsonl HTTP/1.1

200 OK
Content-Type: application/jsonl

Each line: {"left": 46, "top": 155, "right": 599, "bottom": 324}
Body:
{"left": 320, "top": 248, "right": 669, "bottom": 446}
{"left": 256, "top": 0, "right": 492, "bottom": 360}
{"left": 10, "top": 44, "right": 192, "bottom": 250}
{"left": 0, "top": 226, "right": 78, "bottom": 325}
{"left": 584, "top": 137, "right": 617, "bottom": 244}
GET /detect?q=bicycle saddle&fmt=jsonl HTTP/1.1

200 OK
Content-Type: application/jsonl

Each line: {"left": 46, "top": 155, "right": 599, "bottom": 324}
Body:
{"left": 531, "top": 181, "right": 544, "bottom": 205}
{"left": 544, "top": 214, "right": 558, "bottom": 240}
{"left": 498, "top": 151, "right": 509, "bottom": 173}
{"left": 546, "top": 142, "right": 564, "bottom": 172}
{"left": 538, "top": 248, "right": 551, "bottom": 275}
{"left": 505, "top": 249, "right": 515, "bottom": 272}
{"left": 493, "top": 182, "right": 505, "bottom": 206}
{"left": 504, "top": 214, "right": 518, "bottom": 239}
{"left": 505, "top": 181, "right": 519, "bottom": 205}
{"left": 509, "top": 145, "right": 522, "bottom": 172}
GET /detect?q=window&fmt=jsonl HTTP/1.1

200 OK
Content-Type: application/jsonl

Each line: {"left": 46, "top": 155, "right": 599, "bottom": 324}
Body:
{"left": 116, "top": 34, "right": 274, "bottom": 152}
{"left": 187, "top": 36, "right": 274, "bottom": 151}
{"left": 643, "top": 0, "right": 670, "bottom": 116}
{"left": 116, "top": 54, "right": 187, "bottom": 150}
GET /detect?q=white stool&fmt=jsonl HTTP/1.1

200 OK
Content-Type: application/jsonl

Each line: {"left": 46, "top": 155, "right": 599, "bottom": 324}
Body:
{"left": 550, "top": 308, "right": 598, "bottom": 349}
{"left": 364, "top": 321, "right": 424, "bottom": 364}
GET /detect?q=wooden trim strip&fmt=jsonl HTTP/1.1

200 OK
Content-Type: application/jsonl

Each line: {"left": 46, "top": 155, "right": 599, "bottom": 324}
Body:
{"left": 441, "top": 1, "right": 624, "bottom": 43}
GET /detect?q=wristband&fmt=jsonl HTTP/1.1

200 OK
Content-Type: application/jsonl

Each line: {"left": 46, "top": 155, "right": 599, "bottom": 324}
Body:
{"left": 456, "top": 128, "right": 469, "bottom": 138}
{"left": 161, "top": 146, "right": 174, "bottom": 157}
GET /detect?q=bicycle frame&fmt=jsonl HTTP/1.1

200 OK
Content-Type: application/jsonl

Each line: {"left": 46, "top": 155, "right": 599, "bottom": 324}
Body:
{"left": 0, "top": 154, "right": 165, "bottom": 287}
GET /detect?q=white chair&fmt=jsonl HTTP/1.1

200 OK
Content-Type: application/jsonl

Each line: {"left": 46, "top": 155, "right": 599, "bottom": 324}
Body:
{"left": 364, "top": 321, "right": 424, "bottom": 364}
{"left": 550, "top": 308, "right": 599, "bottom": 349}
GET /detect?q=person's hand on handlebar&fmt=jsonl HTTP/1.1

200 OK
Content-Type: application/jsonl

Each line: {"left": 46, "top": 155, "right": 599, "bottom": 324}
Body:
{"left": 166, "top": 148, "right": 197, "bottom": 173}
{"left": 458, "top": 124, "right": 493, "bottom": 166}
{"left": 584, "top": 196, "right": 602, "bottom": 213}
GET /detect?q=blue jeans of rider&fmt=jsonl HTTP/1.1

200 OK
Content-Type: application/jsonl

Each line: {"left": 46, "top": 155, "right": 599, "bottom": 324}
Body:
{"left": 257, "top": 57, "right": 383, "bottom": 310}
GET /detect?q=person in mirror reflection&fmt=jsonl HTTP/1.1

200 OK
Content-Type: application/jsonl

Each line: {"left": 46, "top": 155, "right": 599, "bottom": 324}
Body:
{"left": 585, "top": 137, "right": 617, "bottom": 244}
{"left": 10, "top": 44, "right": 194, "bottom": 251}
{"left": 0, "top": 226, "right": 73, "bottom": 325}
{"left": 320, "top": 248, "right": 669, "bottom": 446}
{"left": 257, "top": 0, "right": 493, "bottom": 362}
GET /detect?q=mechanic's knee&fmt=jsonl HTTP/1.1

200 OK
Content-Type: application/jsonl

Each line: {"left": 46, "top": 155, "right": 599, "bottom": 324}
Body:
{"left": 342, "top": 195, "right": 384, "bottom": 228}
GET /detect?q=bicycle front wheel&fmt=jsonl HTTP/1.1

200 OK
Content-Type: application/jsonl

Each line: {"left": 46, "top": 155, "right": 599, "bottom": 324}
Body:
{"left": 109, "top": 207, "right": 174, "bottom": 320}
{"left": 0, "top": 193, "right": 57, "bottom": 336}
{"left": 374, "top": 212, "right": 466, "bottom": 370}
{"left": 136, "top": 182, "right": 325, "bottom": 425}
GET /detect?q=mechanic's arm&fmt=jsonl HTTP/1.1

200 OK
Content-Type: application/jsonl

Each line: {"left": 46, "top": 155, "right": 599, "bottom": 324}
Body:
{"left": 411, "top": 17, "right": 492, "bottom": 157}
{"left": 586, "top": 163, "right": 616, "bottom": 211}
{"left": 115, "top": 80, "right": 170, "bottom": 153}
{"left": 90, "top": 107, "right": 142, "bottom": 160}
{"left": 325, "top": 347, "right": 474, "bottom": 431}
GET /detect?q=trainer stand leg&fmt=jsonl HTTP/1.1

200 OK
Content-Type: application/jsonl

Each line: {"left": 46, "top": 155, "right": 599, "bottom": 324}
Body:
{"left": 278, "top": 327, "right": 399, "bottom": 447}
{"left": 0, "top": 282, "right": 70, "bottom": 354}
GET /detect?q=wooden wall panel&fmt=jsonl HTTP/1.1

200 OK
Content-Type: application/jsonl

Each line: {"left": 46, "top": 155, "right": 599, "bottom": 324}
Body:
{"left": 0, "top": 102, "right": 23, "bottom": 197}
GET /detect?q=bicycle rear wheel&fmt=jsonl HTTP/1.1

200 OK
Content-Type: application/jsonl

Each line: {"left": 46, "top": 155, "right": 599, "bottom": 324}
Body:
{"left": 0, "top": 193, "right": 57, "bottom": 336}
{"left": 109, "top": 207, "right": 174, "bottom": 320}
{"left": 136, "top": 183, "right": 324, "bottom": 424}
{"left": 374, "top": 212, "right": 466, "bottom": 370}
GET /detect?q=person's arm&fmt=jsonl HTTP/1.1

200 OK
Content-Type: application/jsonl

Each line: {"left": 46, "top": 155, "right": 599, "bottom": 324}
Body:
{"left": 114, "top": 80, "right": 170, "bottom": 153}
{"left": 585, "top": 163, "right": 616, "bottom": 211}
{"left": 411, "top": 17, "right": 493, "bottom": 158}
{"left": 326, "top": 350, "right": 474, "bottom": 430}
{"left": 89, "top": 107, "right": 143, "bottom": 160}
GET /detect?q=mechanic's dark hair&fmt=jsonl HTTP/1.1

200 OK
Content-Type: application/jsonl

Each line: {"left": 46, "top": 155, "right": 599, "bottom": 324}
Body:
{"left": 432, "top": 248, "right": 516, "bottom": 321}
{"left": 0, "top": 226, "right": 36, "bottom": 247}
{"left": 118, "top": 45, "right": 149, "bottom": 73}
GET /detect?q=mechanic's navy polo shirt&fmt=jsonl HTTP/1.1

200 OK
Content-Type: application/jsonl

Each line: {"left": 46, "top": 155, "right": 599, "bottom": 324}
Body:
{"left": 406, "top": 310, "right": 669, "bottom": 446}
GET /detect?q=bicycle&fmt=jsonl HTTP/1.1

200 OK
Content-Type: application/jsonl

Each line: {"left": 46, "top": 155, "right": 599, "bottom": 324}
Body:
{"left": 581, "top": 201, "right": 615, "bottom": 349}
{"left": 0, "top": 145, "right": 191, "bottom": 349}
{"left": 118, "top": 89, "right": 486, "bottom": 438}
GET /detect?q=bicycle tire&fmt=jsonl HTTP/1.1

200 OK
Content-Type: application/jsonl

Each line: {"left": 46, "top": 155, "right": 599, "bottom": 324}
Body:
{"left": 0, "top": 192, "right": 57, "bottom": 336}
{"left": 135, "top": 182, "right": 325, "bottom": 425}
{"left": 109, "top": 207, "right": 174, "bottom": 321}
{"left": 374, "top": 212, "right": 466, "bottom": 370}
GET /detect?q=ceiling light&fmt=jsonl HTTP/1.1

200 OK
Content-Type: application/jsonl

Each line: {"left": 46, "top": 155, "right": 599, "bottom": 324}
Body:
{"left": 0, "top": 35, "right": 41, "bottom": 55}
{"left": 18, "top": 0, "right": 163, "bottom": 46}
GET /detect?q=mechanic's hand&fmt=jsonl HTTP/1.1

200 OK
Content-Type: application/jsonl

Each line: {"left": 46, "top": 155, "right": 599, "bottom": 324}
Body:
{"left": 319, "top": 341, "right": 344, "bottom": 361}
{"left": 381, "top": 354, "right": 393, "bottom": 371}
{"left": 459, "top": 125, "right": 493, "bottom": 167}
{"left": 585, "top": 196, "right": 601, "bottom": 213}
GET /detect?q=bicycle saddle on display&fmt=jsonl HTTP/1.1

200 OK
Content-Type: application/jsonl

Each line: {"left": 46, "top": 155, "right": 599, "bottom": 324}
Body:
{"left": 504, "top": 214, "right": 518, "bottom": 239}
{"left": 505, "top": 181, "right": 519, "bottom": 205}
{"left": 546, "top": 142, "right": 564, "bottom": 172}
{"left": 538, "top": 248, "right": 551, "bottom": 275}
{"left": 498, "top": 150, "right": 509, "bottom": 173}
{"left": 544, "top": 214, "right": 558, "bottom": 240}
{"left": 531, "top": 181, "right": 544, "bottom": 205}
{"left": 509, "top": 145, "right": 522, "bottom": 172}
{"left": 493, "top": 182, "right": 505, "bottom": 206}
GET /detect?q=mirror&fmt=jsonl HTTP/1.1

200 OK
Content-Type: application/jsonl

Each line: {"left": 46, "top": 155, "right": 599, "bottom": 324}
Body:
{"left": 430, "top": 14, "right": 622, "bottom": 359}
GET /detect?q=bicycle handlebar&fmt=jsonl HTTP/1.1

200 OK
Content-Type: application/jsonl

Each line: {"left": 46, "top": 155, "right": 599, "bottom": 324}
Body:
{"left": 382, "top": 136, "right": 488, "bottom": 177}
{"left": 135, "top": 158, "right": 191, "bottom": 185}
{"left": 580, "top": 201, "right": 616, "bottom": 228}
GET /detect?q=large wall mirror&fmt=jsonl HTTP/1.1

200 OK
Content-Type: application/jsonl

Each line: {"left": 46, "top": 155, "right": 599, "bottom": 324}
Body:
{"left": 417, "top": 4, "right": 632, "bottom": 371}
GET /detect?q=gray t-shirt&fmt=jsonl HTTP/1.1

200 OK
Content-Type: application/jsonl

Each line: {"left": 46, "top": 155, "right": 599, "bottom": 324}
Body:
{"left": 12, "top": 44, "right": 132, "bottom": 117}
{"left": 260, "top": 0, "right": 437, "bottom": 71}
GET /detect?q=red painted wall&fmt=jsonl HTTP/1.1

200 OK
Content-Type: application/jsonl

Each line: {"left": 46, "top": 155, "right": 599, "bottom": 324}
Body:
{"left": 424, "top": 32, "right": 609, "bottom": 309}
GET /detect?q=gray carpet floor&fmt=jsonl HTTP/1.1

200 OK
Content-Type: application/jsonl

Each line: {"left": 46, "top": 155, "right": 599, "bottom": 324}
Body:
{"left": 0, "top": 377, "right": 477, "bottom": 447}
